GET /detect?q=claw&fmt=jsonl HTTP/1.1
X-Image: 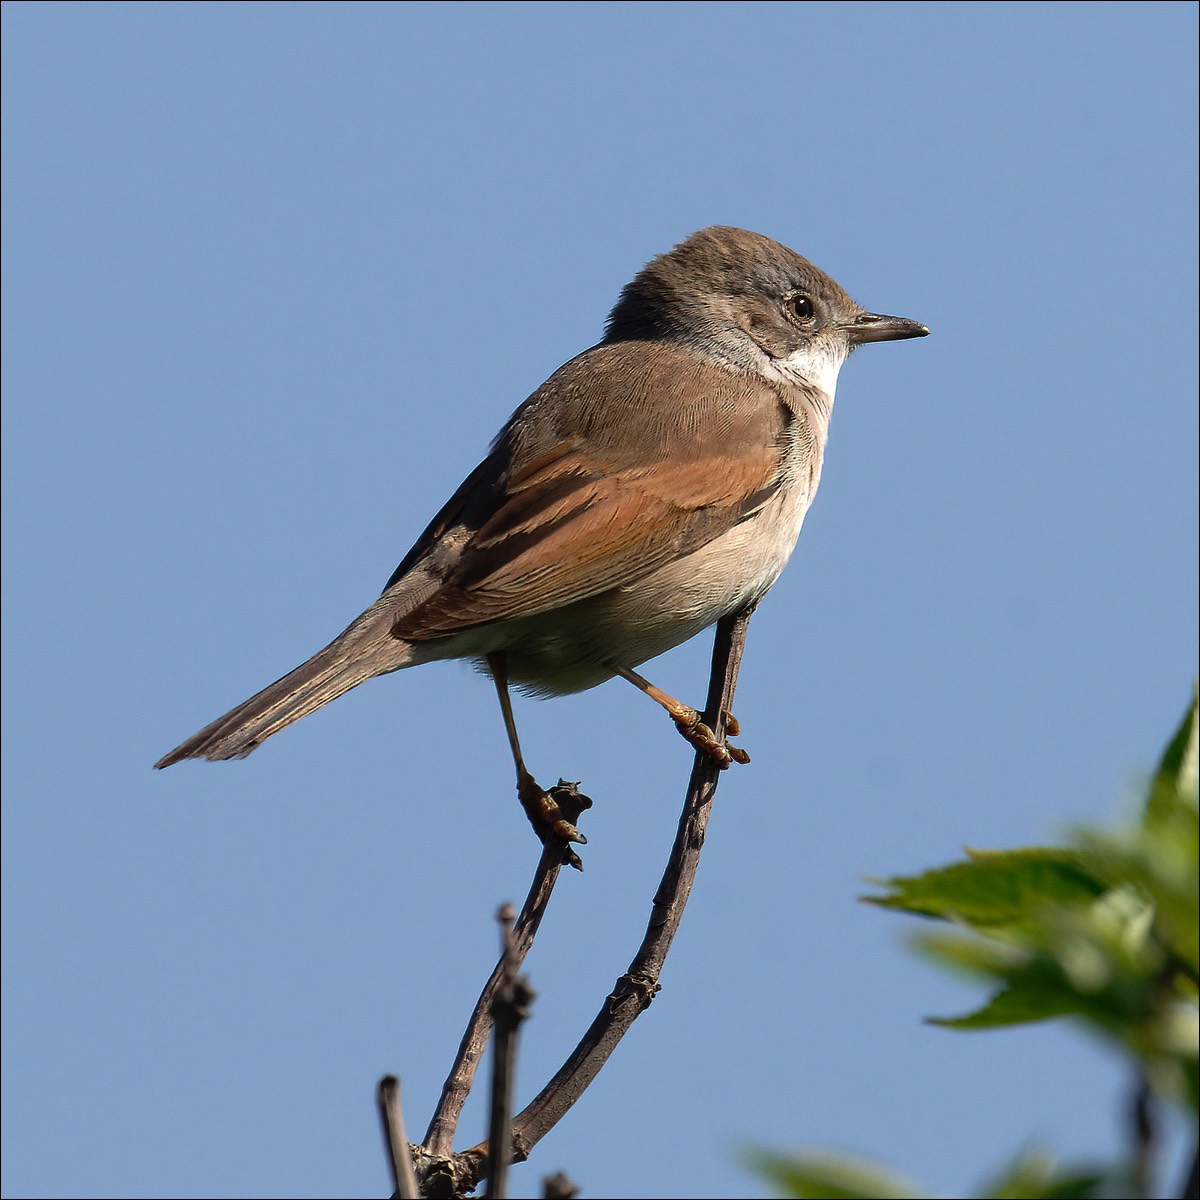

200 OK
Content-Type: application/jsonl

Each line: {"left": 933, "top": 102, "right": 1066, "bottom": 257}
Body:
{"left": 671, "top": 710, "right": 749, "bottom": 768}
{"left": 516, "top": 774, "right": 592, "bottom": 869}
{"left": 609, "top": 663, "right": 749, "bottom": 770}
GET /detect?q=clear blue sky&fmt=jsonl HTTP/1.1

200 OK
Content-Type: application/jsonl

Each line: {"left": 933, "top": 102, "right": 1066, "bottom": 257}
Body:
{"left": 2, "top": 3, "right": 1196, "bottom": 1198}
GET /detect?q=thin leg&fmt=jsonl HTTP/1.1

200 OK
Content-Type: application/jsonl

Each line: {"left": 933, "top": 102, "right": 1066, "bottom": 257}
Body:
{"left": 609, "top": 663, "right": 750, "bottom": 767}
{"left": 487, "top": 653, "right": 587, "bottom": 849}
{"left": 490, "top": 651, "right": 533, "bottom": 784}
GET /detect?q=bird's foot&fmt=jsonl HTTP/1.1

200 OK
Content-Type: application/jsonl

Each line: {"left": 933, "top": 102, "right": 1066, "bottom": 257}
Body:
{"left": 672, "top": 706, "right": 750, "bottom": 768}
{"left": 517, "top": 774, "right": 593, "bottom": 871}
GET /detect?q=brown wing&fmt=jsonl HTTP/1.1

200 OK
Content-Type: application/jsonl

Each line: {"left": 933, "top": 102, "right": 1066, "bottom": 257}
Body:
{"left": 392, "top": 341, "right": 792, "bottom": 640}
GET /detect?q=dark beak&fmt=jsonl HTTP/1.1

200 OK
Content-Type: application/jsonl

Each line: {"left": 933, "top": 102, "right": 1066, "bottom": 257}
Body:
{"left": 846, "top": 311, "right": 930, "bottom": 345}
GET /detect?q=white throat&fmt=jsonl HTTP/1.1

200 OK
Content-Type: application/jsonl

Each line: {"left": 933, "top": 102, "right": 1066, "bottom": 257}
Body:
{"left": 769, "top": 342, "right": 848, "bottom": 400}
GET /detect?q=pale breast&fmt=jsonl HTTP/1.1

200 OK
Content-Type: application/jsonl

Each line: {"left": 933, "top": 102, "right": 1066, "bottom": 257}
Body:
{"left": 590, "top": 468, "right": 816, "bottom": 657}
{"left": 486, "top": 462, "right": 820, "bottom": 695}
{"left": 420, "top": 388, "right": 831, "bottom": 695}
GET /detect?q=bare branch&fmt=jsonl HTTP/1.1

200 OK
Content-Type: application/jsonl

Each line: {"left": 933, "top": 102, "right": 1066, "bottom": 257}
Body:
{"left": 424, "top": 784, "right": 591, "bottom": 1158}
{"left": 484, "top": 904, "right": 536, "bottom": 1199}
{"left": 454, "top": 606, "right": 755, "bottom": 1186}
{"left": 377, "top": 1075, "right": 420, "bottom": 1200}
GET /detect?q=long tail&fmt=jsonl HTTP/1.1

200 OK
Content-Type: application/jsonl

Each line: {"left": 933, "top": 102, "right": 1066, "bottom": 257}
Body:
{"left": 154, "top": 600, "right": 413, "bottom": 768}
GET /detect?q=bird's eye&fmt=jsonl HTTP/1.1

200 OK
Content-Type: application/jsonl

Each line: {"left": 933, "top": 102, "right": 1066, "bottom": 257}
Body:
{"left": 788, "top": 295, "right": 815, "bottom": 322}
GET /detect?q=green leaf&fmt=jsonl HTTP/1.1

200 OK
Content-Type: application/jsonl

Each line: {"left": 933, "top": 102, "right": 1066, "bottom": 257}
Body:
{"left": 912, "top": 929, "right": 1030, "bottom": 977}
{"left": 745, "top": 1150, "right": 923, "bottom": 1199}
{"left": 926, "top": 981, "right": 1083, "bottom": 1030}
{"left": 916, "top": 883, "right": 1185, "bottom": 1037}
{"left": 978, "top": 1148, "right": 1108, "bottom": 1198}
{"left": 747, "top": 688, "right": 1199, "bottom": 1200}
{"left": 864, "top": 848, "right": 1106, "bottom": 928}
{"left": 1145, "top": 686, "right": 1199, "bottom": 830}
{"left": 1072, "top": 827, "right": 1199, "bottom": 975}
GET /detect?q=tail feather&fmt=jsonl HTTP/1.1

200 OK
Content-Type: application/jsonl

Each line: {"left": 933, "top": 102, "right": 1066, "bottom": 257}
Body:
{"left": 155, "top": 608, "right": 411, "bottom": 768}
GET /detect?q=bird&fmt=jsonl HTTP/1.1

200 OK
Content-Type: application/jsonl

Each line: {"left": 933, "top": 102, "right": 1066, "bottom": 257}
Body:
{"left": 156, "top": 226, "right": 928, "bottom": 857}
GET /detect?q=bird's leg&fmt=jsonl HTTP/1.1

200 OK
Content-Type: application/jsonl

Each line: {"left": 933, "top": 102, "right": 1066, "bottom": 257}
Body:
{"left": 608, "top": 664, "right": 750, "bottom": 767}
{"left": 487, "top": 653, "right": 589, "bottom": 866}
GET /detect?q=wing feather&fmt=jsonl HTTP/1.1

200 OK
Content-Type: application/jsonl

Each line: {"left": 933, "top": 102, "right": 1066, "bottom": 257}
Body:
{"left": 390, "top": 342, "right": 793, "bottom": 639}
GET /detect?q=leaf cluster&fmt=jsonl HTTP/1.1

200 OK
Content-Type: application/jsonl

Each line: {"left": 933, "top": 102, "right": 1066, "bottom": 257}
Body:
{"left": 753, "top": 689, "right": 1199, "bottom": 1199}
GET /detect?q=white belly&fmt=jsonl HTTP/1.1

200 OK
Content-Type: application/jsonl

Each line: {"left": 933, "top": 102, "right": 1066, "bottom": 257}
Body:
{"left": 408, "top": 392, "right": 832, "bottom": 695}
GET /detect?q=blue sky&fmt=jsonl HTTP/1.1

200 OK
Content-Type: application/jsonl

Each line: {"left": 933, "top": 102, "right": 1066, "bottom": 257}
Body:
{"left": 2, "top": 3, "right": 1196, "bottom": 1198}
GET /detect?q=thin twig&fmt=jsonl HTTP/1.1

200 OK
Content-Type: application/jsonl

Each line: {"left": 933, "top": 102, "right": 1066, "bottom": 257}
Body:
{"left": 424, "top": 783, "right": 590, "bottom": 1158}
{"left": 377, "top": 1075, "right": 420, "bottom": 1200}
{"left": 452, "top": 606, "right": 755, "bottom": 1188}
{"left": 484, "top": 904, "right": 536, "bottom": 1199}
{"left": 1131, "top": 1071, "right": 1155, "bottom": 1198}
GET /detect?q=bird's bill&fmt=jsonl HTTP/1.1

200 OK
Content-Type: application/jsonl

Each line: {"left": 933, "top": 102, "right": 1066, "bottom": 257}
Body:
{"left": 846, "top": 312, "right": 930, "bottom": 344}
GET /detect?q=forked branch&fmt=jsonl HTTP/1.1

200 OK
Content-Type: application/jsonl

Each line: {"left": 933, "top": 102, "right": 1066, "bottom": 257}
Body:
{"left": 453, "top": 606, "right": 755, "bottom": 1191}
{"left": 391, "top": 606, "right": 754, "bottom": 1197}
{"left": 423, "top": 783, "right": 591, "bottom": 1161}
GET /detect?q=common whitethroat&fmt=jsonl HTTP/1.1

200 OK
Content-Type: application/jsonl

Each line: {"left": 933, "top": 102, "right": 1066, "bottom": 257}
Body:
{"left": 157, "top": 226, "right": 929, "bottom": 858}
